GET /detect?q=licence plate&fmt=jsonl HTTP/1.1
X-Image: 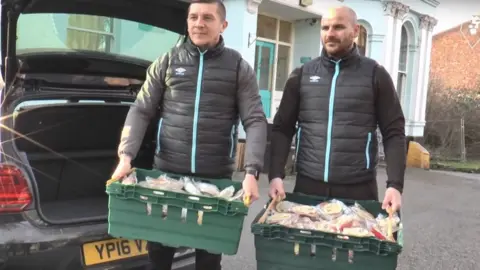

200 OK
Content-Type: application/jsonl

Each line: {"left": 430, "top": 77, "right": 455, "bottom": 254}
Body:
{"left": 82, "top": 238, "right": 148, "bottom": 266}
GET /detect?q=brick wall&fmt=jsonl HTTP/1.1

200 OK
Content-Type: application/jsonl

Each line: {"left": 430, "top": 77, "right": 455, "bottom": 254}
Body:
{"left": 430, "top": 22, "right": 480, "bottom": 91}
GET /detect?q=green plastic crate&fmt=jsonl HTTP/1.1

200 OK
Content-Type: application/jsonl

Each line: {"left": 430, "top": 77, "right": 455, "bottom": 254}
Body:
{"left": 251, "top": 192, "right": 404, "bottom": 270}
{"left": 106, "top": 168, "right": 249, "bottom": 255}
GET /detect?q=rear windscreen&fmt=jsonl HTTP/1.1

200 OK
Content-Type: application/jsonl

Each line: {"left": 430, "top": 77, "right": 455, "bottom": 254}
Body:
{"left": 16, "top": 13, "right": 183, "bottom": 62}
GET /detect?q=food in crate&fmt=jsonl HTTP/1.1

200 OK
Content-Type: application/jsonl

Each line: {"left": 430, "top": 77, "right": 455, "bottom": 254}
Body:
{"left": 263, "top": 199, "right": 401, "bottom": 242}
{"left": 119, "top": 172, "right": 243, "bottom": 201}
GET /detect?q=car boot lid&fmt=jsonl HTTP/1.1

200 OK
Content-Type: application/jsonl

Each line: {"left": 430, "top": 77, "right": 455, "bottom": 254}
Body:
{"left": 1, "top": 0, "right": 190, "bottom": 88}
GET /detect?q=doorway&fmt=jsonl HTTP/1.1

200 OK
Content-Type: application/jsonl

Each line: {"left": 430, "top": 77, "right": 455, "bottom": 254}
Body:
{"left": 255, "top": 14, "right": 293, "bottom": 121}
{"left": 255, "top": 40, "right": 275, "bottom": 118}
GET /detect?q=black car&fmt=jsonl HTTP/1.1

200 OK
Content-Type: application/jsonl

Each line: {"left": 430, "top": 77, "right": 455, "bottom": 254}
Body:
{"left": 0, "top": 0, "right": 195, "bottom": 269}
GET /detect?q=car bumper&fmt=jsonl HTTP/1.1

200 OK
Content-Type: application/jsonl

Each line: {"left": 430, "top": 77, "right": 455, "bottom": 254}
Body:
{"left": 0, "top": 212, "right": 195, "bottom": 270}
{"left": 3, "top": 246, "right": 195, "bottom": 270}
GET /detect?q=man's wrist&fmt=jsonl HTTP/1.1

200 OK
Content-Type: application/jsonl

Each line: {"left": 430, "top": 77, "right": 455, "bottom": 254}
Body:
{"left": 386, "top": 182, "right": 403, "bottom": 194}
{"left": 269, "top": 174, "right": 284, "bottom": 183}
{"left": 119, "top": 152, "right": 133, "bottom": 163}
{"left": 244, "top": 165, "right": 261, "bottom": 181}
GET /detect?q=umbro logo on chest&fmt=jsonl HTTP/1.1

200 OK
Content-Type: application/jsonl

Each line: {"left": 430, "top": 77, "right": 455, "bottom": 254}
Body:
{"left": 309, "top": 76, "right": 321, "bottom": 82}
{"left": 175, "top": 67, "right": 186, "bottom": 76}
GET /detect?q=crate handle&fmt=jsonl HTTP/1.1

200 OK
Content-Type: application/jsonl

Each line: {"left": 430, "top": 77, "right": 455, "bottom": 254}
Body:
{"left": 139, "top": 195, "right": 149, "bottom": 201}
{"left": 294, "top": 243, "right": 300, "bottom": 255}
{"left": 153, "top": 191, "right": 165, "bottom": 196}
{"left": 197, "top": 210, "right": 204, "bottom": 225}
{"left": 106, "top": 168, "right": 136, "bottom": 186}
{"left": 203, "top": 205, "right": 213, "bottom": 210}
{"left": 299, "top": 230, "right": 312, "bottom": 235}
{"left": 146, "top": 203, "right": 152, "bottom": 216}
{"left": 188, "top": 196, "right": 200, "bottom": 201}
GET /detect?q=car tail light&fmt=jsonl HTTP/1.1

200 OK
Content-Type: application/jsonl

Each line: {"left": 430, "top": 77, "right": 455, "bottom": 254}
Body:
{"left": 0, "top": 164, "right": 32, "bottom": 213}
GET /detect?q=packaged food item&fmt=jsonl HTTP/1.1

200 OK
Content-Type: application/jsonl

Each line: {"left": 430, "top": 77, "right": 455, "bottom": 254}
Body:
{"left": 275, "top": 201, "right": 298, "bottom": 213}
{"left": 196, "top": 182, "right": 220, "bottom": 197}
{"left": 290, "top": 205, "right": 320, "bottom": 219}
{"left": 342, "top": 227, "right": 373, "bottom": 237}
{"left": 312, "top": 221, "right": 337, "bottom": 233}
{"left": 266, "top": 213, "right": 295, "bottom": 225}
{"left": 278, "top": 214, "right": 301, "bottom": 228}
{"left": 121, "top": 171, "right": 138, "bottom": 185}
{"left": 349, "top": 202, "right": 376, "bottom": 223}
{"left": 376, "top": 213, "right": 401, "bottom": 231}
{"left": 295, "top": 216, "right": 316, "bottom": 230}
{"left": 182, "top": 177, "right": 202, "bottom": 195}
{"left": 218, "top": 186, "right": 235, "bottom": 199}
{"left": 260, "top": 198, "right": 403, "bottom": 241}
{"left": 228, "top": 189, "right": 244, "bottom": 201}
{"left": 143, "top": 174, "right": 184, "bottom": 191}
{"left": 332, "top": 214, "right": 355, "bottom": 232}
{"left": 317, "top": 199, "right": 346, "bottom": 220}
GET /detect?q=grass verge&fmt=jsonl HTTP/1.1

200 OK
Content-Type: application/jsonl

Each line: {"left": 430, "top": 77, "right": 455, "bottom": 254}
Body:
{"left": 430, "top": 160, "right": 480, "bottom": 173}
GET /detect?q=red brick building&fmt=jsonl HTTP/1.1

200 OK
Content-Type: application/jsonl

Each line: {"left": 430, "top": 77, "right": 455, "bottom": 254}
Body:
{"left": 430, "top": 21, "right": 480, "bottom": 91}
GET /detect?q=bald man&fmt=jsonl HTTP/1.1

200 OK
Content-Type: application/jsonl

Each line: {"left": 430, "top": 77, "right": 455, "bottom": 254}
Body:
{"left": 268, "top": 6, "right": 406, "bottom": 212}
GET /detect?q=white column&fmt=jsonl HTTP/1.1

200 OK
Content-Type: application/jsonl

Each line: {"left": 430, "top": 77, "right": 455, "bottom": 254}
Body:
{"left": 382, "top": 2, "right": 397, "bottom": 74}
{"left": 419, "top": 18, "right": 437, "bottom": 124}
{"left": 390, "top": 4, "right": 410, "bottom": 89}
{"left": 368, "top": 34, "right": 386, "bottom": 63}
{"left": 413, "top": 16, "right": 429, "bottom": 123}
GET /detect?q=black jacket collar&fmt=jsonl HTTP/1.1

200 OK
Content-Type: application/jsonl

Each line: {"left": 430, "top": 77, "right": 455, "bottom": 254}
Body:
{"left": 321, "top": 43, "right": 360, "bottom": 68}
{"left": 184, "top": 35, "right": 225, "bottom": 58}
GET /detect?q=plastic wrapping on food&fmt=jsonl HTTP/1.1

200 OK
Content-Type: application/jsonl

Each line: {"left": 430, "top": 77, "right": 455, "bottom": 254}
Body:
{"left": 196, "top": 182, "right": 220, "bottom": 197}
{"left": 331, "top": 214, "right": 355, "bottom": 232}
{"left": 350, "top": 202, "right": 376, "bottom": 223}
{"left": 317, "top": 199, "right": 347, "bottom": 220}
{"left": 312, "top": 221, "right": 337, "bottom": 233}
{"left": 277, "top": 214, "right": 301, "bottom": 228}
{"left": 121, "top": 171, "right": 137, "bottom": 185}
{"left": 342, "top": 227, "right": 374, "bottom": 237}
{"left": 118, "top": 172, "right": 249, "bottom": 210}
{"left": 228, "top": 189, "right": 244, "bottom": 201}
{"left": 266, "top": 213, "right": 295, "bottom": 225}
{"left": 258, "top": 198, "right": 402, "bottom": 242}
{"left": 182, "top": 177, "right": 202, "bottom": 195}
{"left": 290, "top": 205, "right": 320, "bottom": 219}
{"left": 218, "top": 186, "right": 235, "bottom": 199}
{"left": 141, "top": 174, "right": 184, "bottom": 191}
{"left": 295, "top": 216, "right": 316, "bottom": 230}
{"left": 275, "top": 201, "right": 298, "bottom": 213}
{"left": 370, "top": 213, "right": 401, "bottom": 241}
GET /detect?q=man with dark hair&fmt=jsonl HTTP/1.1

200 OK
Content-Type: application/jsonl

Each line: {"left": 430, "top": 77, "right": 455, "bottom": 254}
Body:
{"left": 189, "top": 0, "right": 227, "bottom": 21}
{"left": 112, "top": 0, "right": 267, "bottom": 269}
{"left": 268, "top": 6, "right": 406, "bottom": 212}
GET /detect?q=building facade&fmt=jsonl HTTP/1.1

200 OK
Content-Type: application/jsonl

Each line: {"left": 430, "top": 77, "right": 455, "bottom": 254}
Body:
{"left": 8, "top": 0, "right": 439, "bottom": 140}
{"left": 223, "top": 0, "right": 439, "bottom": 140}
{"left": 430, "top": 21, "right": 480, "bottom": 91}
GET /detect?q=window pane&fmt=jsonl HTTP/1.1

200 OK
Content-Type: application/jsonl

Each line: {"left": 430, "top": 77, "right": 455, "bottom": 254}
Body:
{"left": 66, "top": 29, "right": 109, "bottom": 51}
{"left": 68, "top": 15, "right": 111, "bottom": 32}
{"left": 17, "top": 13, "right": 181, "bottom": 62}
{"left": 356, "top": 26, "right": 367, "bottom": 56}
{"left": 66, "top": 15, "right": 113, "bottom": 52}
{"left": 257, "top": 15, "right": 277, "bottom": 40}
{"left": 254, "top": 44, "right": 275, "bottom": 90}
{"left": 279, "top": 20, "right": 292, "bottom": 43}
{"left": 398, "top": 26, "right": 408, "bottom": 72}
{"left": 396, "top": 73, "right": 407, "bottom": 98}
{"left": 275, "top": 45, "right": 290, "bottom": 91}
